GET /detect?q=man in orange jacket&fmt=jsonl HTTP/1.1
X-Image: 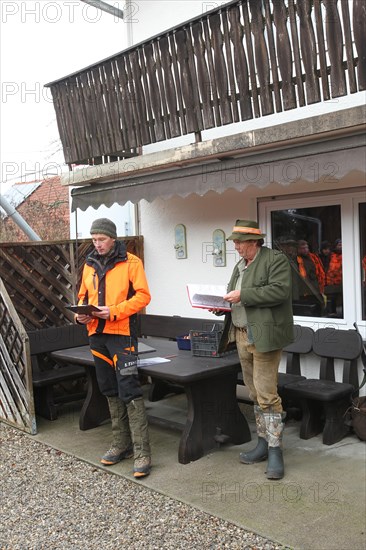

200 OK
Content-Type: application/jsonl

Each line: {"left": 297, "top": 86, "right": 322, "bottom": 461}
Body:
{"left": 325, "top": 239, "right": 343, "bottom": 316}
{"left": 76, "top": 218, "right": 152, "bottom": 478}
{"left": 296, "top": 240, "right": 325, "bottom": 316}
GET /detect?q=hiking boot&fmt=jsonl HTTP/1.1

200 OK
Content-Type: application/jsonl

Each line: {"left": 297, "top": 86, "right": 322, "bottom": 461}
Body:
{"left": 100, "top": 445, "right": 133, "bottom": 466}
{"left": 133, "top": 456, "right": 151, "bottom": 478}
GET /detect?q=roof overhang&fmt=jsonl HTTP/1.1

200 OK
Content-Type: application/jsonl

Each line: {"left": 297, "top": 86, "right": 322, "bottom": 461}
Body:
{"left": 68, "top": 106, "right": 366, "bottom": 211}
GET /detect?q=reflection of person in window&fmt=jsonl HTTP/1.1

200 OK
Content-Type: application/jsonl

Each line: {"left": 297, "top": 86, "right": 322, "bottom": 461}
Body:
{"left": 296, "top": 240, "right": 325, "bottom": 315}
{"left": 276, "top": 237, "right": 301, "bottom": 302}
{"left": 318, "top": 240, "right": 332, "bottom": 273}
{"left": 325, "top": 239, "right": 343, "bottom": 316}
{"left": 326, "top": 239, "right": 342, "bottom": 285}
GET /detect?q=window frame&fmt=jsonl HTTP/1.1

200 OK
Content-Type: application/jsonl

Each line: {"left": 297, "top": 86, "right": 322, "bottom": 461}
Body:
{"left": 258, "top": 191, "right": 366, "bottom": 330}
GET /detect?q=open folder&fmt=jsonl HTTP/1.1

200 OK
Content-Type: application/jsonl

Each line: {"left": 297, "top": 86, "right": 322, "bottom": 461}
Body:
{"left": 186, "top": 284, "right": 231, "bottom": 311}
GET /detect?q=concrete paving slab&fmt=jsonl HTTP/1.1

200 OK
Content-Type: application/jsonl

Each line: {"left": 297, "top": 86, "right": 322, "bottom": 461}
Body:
{"left": 31, "top": 394, "right": 366, "bottom": 550}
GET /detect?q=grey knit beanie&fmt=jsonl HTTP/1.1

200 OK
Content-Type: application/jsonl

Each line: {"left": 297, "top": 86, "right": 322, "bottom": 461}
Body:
{"left": 90, "top": 218, "right": 117, "bottom": 239}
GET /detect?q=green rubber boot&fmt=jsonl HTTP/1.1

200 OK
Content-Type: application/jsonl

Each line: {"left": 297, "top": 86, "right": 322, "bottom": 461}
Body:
{"left": 240, "top": 405, "right": 268, "bottom": 464}
{"left": 263, "top": 411, "right": 285, "bottom": 480}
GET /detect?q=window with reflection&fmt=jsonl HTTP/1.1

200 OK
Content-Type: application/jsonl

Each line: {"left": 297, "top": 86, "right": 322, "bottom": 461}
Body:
{"left": 360, "top": 203, "right": 366, "bottom": 321}
{"left": 271, "top": 206, "right": 342, "bottom": 318}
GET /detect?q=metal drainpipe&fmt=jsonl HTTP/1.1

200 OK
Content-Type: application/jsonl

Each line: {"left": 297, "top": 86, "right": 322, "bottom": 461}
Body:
{"left": 124, "top": 0, "right": 140, "bottom": 235}
{"left": 0, "top": 194, "right": 42, "bottom": 241}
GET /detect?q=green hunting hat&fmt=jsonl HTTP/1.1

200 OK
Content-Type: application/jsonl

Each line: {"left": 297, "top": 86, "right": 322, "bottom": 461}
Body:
{"left": 90, "top": 218, "right": 117, "bottom": 239}
{"left": 227, "top": 219, "right": 266, "bottom": 241}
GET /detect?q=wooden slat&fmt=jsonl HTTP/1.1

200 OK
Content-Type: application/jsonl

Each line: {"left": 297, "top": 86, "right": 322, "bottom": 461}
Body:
{"left": 288, "top": 0, "right": 306, "bottom": 106}
{"left": 323, "top": 0, "right": 347, "bottom": 98}
{"left": 185, "top": 27, "right": 204, "bottom": 131}
{"left": 353, "top": 0, "right": 366, "bottom": 90}
{"left": 50, "top": 85, "right": 73, "bottom": 165}
{"left": 191, "top": 22, "right": 215, "bottom": 129}
{"left": 159, "top": 36, "right": 181, "bottom": 136}
{"left": 115, "top": 56, "right": 137, "bottom": 148}
{"left": 79, "top": 71, "right": 102, "bottom": 158}
{"left": 297, "top": 0, "right": 321, "bottom": 104}
{"left": 249, "top": 0, "right": 274, "bottom": 115}
{"left": 241, "top": 0, "right": 261, "bottom": 118}
{"left": 98, "top": 65, "right": 119, "bottom": 155}
{"left": 153, "top": 42, "right": 171, "bottom": 140}
{"left": 202, "top": 18, "right": 222, "bottom": 126}
{"left": 314, "top": 0, "right": 331, "bottom": 101}
{"left": 68, "top": 77, "right": 90, "bottom": 162}
{"left": 221, "top": 9, "right": 239, "bottom": 122}
{"left": 143, "top": 43, "right": 164, "bottom": 141}
{"left": 73, "top": 76, "right": 93, "bottom": 161}
{"left": 228, "top": 6, "right": 253, "bottom": 120}
{"left": 169, "top": 33, "right": 187, "bottom": 135}
{"left": 129, "top": 50, "right": 151, "bottom": 145}
{"left": 104, "top": 61, "right": 125, "bottom": 154}
{"left": 341, "top": 0, "right": 357, "bottom": 94}
{"left": 175, "top": 29, "right": 199, "bottom": 133}
{"left": 263, "top": 0, "right": 283, "bottom": 112}
{"left": 272, "top": 0, "right": 296, "bottom": 110}
{"left": 210, "top": 13, "right": 232, "bottom": 124}
{"left": 91, "top": 67, "right": 112, "bottom": 155}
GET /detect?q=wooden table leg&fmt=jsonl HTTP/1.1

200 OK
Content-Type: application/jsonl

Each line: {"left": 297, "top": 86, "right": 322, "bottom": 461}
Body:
{"left": 79, "top": 365, "right": 110, "bottom": 430}
{"left": 178, "top": 371, "right": 251, "bottom": 464}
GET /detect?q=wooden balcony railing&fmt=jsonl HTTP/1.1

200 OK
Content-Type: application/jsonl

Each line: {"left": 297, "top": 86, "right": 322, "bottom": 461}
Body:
{"left": 46, "top": 0, "right": 366, "bottom": 168}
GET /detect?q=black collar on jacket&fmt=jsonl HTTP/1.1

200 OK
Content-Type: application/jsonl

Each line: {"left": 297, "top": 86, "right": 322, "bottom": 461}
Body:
{"left": 86, "top": 240, "right": 127, "bottom": 271}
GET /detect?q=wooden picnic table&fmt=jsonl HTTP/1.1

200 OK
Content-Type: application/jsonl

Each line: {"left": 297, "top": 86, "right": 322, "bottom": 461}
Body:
{"left": 50, "top": 337, "right": 251, "bottom": 464}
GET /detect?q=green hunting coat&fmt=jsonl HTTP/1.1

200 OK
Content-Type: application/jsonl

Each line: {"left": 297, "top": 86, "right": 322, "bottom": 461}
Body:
{"left": 222, "top": 247, "right": 294, "bottom": 353}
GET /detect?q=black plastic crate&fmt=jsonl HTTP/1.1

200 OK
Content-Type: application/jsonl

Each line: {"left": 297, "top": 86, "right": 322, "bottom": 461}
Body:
{"left": 189, "top": 329, "right": 235, "bottom": 357}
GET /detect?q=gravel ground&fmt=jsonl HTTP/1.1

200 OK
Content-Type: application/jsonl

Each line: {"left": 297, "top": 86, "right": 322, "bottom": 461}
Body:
{"left": 0, "top": 423, "right": 289, "bottom": 550}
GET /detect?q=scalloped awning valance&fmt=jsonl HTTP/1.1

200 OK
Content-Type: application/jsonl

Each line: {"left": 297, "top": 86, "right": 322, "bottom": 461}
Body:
{"left": 70, "top": 135, "right": 365, "bottom": 211}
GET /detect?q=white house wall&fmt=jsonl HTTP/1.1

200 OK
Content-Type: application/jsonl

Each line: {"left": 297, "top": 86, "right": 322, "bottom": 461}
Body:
{"left": 141, "top": 174, "right": 365, "bottom": 319}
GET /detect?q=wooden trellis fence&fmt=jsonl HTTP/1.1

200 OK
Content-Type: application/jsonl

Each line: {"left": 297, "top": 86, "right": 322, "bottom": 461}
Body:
{"left": 0, "top": 278, "right": 35, "bottom": 434}
{"left": 46, "top": 0, "right": 366, "bottom": 167}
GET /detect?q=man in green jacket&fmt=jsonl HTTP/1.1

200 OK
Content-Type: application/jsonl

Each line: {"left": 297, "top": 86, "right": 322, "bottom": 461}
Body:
{"left": 222, "top": 219, "right": 294, "bottom": 479}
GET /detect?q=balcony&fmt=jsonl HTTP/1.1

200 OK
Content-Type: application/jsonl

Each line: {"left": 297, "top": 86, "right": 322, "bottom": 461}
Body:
{"left": 46, "top": 0, "right": 366, "bottom": 169}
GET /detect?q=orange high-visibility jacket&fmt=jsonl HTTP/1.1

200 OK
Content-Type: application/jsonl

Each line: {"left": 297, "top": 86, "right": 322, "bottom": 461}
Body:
{"left": 78, "top": 241, "right": 151, "bottom": 337}
{"left": 326, "top": 252, "right": 342, "bottom": 286}
{"left": 297, "top": 253, "right": 325, "bottom": 294}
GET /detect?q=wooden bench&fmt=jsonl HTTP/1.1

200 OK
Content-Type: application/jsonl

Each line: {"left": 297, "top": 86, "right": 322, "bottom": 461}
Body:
{"left": 28, "top": 324, "right": 91, "bottom": 421}
{"left": 277, "top": 325, "right": 313, "bottom": 415}
{"left": 138, "top": 314, "right": 223, "bottom": 401}
{"left": 285, "top": 327, "right": 363, "bottom": 444}
{"left": 236, "top": 325, "right": 312, "bottom": 412}
{"left": 138, "top": 313, "right": 220, "bottom": 340}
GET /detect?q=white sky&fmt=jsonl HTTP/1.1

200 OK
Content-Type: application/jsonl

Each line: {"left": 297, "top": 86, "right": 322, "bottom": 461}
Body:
{"left": 0, "top": 0, "right": 130, "bottom": 192}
